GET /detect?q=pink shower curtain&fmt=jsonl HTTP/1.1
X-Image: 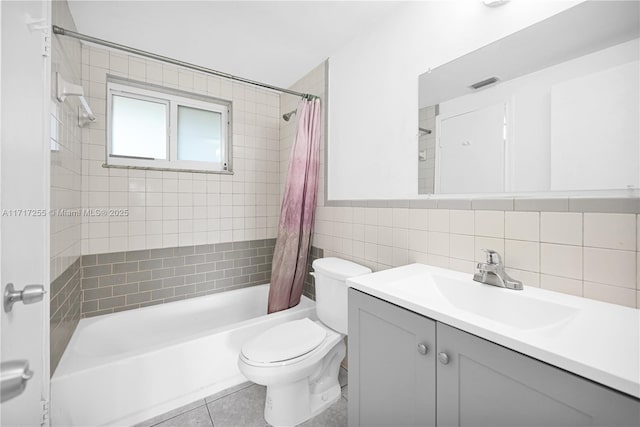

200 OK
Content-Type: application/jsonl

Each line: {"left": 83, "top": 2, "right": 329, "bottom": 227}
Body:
{"left": 268, "top": 97, "right": 322, "bottom": 313}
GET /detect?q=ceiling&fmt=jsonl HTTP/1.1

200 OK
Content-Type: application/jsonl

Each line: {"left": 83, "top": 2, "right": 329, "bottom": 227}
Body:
{"left": 67, "top": 1, "right": 405, "bottom": 89}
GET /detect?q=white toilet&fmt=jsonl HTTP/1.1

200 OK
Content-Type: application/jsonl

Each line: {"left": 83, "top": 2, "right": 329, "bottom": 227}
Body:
{"left": 238, "top": 257, "right": 371, "bottom": 427}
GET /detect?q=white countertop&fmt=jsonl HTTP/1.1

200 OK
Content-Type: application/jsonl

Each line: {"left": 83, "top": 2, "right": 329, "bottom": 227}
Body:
{"left": 347, "top": 263, "right": 640, "bottom": 399}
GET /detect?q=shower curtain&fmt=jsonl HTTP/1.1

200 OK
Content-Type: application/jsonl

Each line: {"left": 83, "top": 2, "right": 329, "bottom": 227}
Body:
{"left": 268, "top": 97, "right": 321, "bottom": 313}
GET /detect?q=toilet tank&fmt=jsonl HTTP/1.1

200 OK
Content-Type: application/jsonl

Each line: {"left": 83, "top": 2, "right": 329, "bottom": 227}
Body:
{"left": 312, "top": 257, "right": 371, "bottom": 334}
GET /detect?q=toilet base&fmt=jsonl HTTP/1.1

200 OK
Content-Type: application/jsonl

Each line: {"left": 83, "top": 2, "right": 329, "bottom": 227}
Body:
{"left": 263, "top": 340, "right": 346, "bottom": 427}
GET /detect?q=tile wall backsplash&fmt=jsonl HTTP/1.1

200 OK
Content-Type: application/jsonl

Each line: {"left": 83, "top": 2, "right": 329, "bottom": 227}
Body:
{"left": 80, "top": 239, "right": 275, "bottom": 317}
{"left": 312, "top": 208, "right": 639, "bottom": 308}
{"left": 303, "top": 246, "right": 325, "bottom": 300}
{"left": 50, "top": 258, "right": 81, "bottom": 375}
{"left": 50, "top": 0, "right": 82, "bottom": 283}
{"left": 80, "top": 45, "right": 281, "bottom": 255}
{"left": 50, "top": 0, "right": 83, "bottom": 375}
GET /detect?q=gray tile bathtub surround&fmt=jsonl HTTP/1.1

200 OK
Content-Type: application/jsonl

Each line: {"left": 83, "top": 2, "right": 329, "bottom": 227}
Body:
{"left": 303, "top": 246, "right": 325, "bottom": 300}
{"left": 50, "top": 258, "right": 82, "bottom": 375}
{"left": 80, "top": 239, "right": 276, "bottom": 317}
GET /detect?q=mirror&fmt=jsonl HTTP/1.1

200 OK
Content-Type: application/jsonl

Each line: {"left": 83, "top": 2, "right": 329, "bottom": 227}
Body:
{"left": 418, "top": 1, "right": 639, "bottom": 195}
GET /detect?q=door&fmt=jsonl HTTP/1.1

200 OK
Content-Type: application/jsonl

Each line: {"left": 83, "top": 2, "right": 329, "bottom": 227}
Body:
{"left": 1, "top": 0, "right": 51, "bottom": 425}
{"left": 436, "top": 103, "right": 505, "bottom": 194}
{"left": 348, "top": 289, "right": 436, "bottom": 427}
{"left": 436, "top": 323, "right": 640, "bottom": 427}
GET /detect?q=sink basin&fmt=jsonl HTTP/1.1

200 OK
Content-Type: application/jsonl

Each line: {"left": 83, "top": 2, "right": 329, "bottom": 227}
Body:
{"left": 428, "top": 275, "right": 579, "bottom": 330}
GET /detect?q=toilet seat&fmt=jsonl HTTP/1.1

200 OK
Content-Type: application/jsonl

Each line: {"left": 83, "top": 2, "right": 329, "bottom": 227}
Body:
{"left": 241, "top": 318, "right": 327, "bottom": 364}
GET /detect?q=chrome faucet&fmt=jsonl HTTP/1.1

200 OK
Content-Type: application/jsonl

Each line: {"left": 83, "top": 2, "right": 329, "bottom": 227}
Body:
{"left": 473, "top": 249, "right": 523, "bottom": 290}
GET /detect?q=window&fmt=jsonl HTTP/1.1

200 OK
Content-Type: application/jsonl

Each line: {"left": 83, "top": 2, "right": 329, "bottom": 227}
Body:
{"left": 107, "top": 78, "right": 231, "bottom": 172}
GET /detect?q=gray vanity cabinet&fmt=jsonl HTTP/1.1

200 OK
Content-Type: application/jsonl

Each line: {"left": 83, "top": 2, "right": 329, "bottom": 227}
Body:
{"left": 348, "top": 289, "right": 640, "bottom": 427}
{"left": 348, "top": 288, "right": 436, "bottom": 427}
{"left": 436, "top": 322, "right": 639, "bottom": 427}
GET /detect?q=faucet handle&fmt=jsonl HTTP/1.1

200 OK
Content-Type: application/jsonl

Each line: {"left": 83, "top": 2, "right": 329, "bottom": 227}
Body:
{"left": 481, "top": 249, "right": 502, "bottom": 265}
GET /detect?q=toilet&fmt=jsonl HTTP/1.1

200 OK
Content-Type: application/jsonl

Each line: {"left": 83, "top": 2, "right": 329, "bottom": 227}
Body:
{"left": 238, "top": 257, "right": 372, "bottom": 427}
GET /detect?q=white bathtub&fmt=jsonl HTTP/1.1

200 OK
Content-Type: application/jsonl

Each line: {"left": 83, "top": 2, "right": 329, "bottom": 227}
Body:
{"left": 51, "top": 284, "right": 316, "bottom": 426}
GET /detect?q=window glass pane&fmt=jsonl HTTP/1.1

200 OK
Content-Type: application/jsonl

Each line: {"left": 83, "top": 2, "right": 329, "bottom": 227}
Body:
{"left": 112, "top": 95, "right": 167, "bottom": 159}
{"left": 177, "top": 106, "right": 222, "bottom": 163}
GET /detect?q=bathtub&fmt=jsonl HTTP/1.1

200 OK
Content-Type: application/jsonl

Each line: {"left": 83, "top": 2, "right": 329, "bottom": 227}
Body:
{"left": 51, "top": 284, "right": 316, "bottom": 426}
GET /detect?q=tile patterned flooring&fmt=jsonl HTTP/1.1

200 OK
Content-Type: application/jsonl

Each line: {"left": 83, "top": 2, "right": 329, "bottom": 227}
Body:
{"left": 135, "top": 368, "right": 348, "bottom": 427}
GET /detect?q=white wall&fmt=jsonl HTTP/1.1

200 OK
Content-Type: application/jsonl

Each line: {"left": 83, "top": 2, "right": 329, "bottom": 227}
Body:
{"left": 328, "top": 0, "right": 582, "bottom": 200}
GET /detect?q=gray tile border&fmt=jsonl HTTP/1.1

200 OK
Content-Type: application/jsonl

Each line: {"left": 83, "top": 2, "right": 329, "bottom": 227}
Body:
{"left": 82, "top": 264, "right": 111, "bottom": 277}
{"left": 80, "top": 238, "right": 276, "bottom": 318}
{"left": 125, "top": 250, "right": 150, "bottom": 262}
{"left": 139, "top": 258, "right": 163, "bottom": 271}
{"left": 97, "top": 252, "right": 124, "bottom": 264}
{"left": 388, "top": 200, "right": 411, "bottom": 208}
{"left": 99, "top": 273, "right": 126, "bottom": 287}
{"left": 175, "top": 265, "right": 196, "bottom": 276}
{"left": 471, "top": 198, "right": 514, "bottom": 211}
{"left": 163, "top": 276, "right": 185, "bottom": 287}
{"left": 81, "top": 255, "right": 97, "bottom": 266}
{"left": 127, "top": 270, "right": 152, "bottom": 283}
{"left": 366, "top": 200, "right": 390, "bottom": 208}
{"left": 437, "top": 199, "right": 472, "bottom": 210}
{"left": 149, "top": 248, "right": 174, "bottom": 259}
{"left": 113, "top": 283, "right": 139, "bottom": 296}
{"left": 323, "top": 196, "right": 638, "bottom": 214}
{"left": 98, "top": 295, "right": 125, "bottom": 310}
{"left": 139, "top": 279, "right": 163, "bottom": 292}
{"left": 324, "top": 200, "right": 353, "bottom": 207}
{"left": 195, "top": 244, "right": 215, "bottom": 254}
{"left": 514, "top": 198, "right": 569, "bottom": 212}
{"left": 50, "top": 258, "right": 81, "bottom": 376}
{"left": 568, "top": 197, "right": 640, "bottom": 214}
{"left": 163, "top": 256, "right": 185, "bottom": 268}
{"left": 112, "top": 261, "right": 139, "bottom": 274}
{"left": 175, "top": 246, "right": 195, "bottom": 256}
{"left": 409, "top": 199, "right": 437, "bottom": 209}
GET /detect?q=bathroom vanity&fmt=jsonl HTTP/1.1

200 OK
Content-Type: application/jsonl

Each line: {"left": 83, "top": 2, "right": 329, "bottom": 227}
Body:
{"left": 346, "top": 264, "right": 640, "bottom": 427}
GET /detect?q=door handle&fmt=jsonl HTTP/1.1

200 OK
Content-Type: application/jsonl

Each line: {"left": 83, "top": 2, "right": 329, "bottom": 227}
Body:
{"left": 4, "top": 283, "right": 46, "bottom": 313}
{"left": 0, "top": 360, "right": 34, "bottom": 403}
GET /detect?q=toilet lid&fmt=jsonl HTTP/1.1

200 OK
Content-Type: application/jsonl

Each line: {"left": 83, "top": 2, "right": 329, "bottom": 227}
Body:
{"left": 242, "top": 318, "right": 327, "bottom": 363}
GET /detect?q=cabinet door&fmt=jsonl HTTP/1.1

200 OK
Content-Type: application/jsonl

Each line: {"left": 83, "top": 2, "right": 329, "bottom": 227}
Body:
{"left": 348, "top": 289, "right": 436, "bottom": 427}
{"left": 436, "top": 323, "right": 640, "bottom": 427}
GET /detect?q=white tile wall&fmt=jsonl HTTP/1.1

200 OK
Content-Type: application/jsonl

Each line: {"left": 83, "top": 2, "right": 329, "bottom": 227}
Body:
{"left": 583, "top": 213, "right": 636, "bottom": 251}
{"left": 540, "top": 212, "right": 582, "bottom": 245}
{"left": 314, "top": 207, "right": 639, "bottom": 308}
{"left": 80, "top": 45, "right": 282, "bottom": 254}
{"left": 50, "top": 14, "right": 83, "bottom": 282}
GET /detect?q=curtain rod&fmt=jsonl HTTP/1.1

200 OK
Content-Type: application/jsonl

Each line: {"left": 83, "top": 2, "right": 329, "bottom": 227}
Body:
{"left": 52, "top": 25, "right": 317, "bottom": 100}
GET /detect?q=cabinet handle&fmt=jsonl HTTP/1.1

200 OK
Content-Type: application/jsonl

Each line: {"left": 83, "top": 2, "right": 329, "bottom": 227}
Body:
{"left": 438, "top": 352, "right": 450, "bottom": 365}
{"left": 417, "top": 343, "right": 429, "bottom": 355}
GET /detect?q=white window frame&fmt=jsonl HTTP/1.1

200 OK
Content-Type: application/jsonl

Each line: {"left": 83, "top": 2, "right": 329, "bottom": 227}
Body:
{"left": 106, "top": 78, "right": 232, "bottom": 173}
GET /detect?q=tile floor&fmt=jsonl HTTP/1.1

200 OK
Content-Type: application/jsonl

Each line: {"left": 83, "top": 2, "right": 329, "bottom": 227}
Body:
{"left": 135, "top": 368, "right": 348, "bottom": 427}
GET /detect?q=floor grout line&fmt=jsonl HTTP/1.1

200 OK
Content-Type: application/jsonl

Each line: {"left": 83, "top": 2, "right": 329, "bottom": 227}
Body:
{"left": 205, "top": 400, "right": 215, "bottom": 426}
